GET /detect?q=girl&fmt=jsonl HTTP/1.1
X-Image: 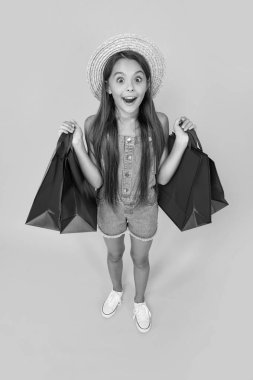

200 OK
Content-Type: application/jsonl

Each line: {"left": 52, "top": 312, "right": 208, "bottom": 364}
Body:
{"left": 58, "top": 34, "right": 197, "bottom": 333}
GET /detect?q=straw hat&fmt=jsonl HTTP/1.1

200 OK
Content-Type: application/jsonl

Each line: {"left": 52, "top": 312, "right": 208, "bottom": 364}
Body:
{"left": 86, "top": 33, "right": 166, "bottom": 101}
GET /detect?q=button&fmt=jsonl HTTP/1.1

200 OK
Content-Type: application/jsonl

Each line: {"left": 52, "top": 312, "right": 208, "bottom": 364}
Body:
{"left": 126, "top": 137, "right": 132, "bottom": 142}
{"left": 125, "top": 172, "right": 130, "bottom": 177}
{"left": 123, "top": 188, "right": 129, "bottom": 193}
{"left": 127, "top": 155, "right": 132, "bottom": 160}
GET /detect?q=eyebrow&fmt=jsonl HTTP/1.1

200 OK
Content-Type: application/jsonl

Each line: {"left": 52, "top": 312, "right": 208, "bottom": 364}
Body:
{"left": 113, "top": 70, "right": 144, "bottom": 77}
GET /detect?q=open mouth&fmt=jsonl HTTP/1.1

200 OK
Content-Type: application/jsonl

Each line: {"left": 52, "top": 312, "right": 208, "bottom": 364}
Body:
{"left": 122, "top": 96, "right": 137, "bottom": 105}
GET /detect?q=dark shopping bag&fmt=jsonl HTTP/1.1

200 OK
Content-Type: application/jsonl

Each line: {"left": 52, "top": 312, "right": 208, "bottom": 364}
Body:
{"left": 25, "top": 132, "right": 97, "bottom": 233}
{"left": 158, "top": 129, "right": 229, "bottom": 231}
{"left": 25, "top": 132, "right": 71, "bottom": 231}
{"left": 209, "top": 157, "right": 229, "bottom": 215}
{"left": 60, "top": 142, "right": 97, "bottom": 233}
{"left": 187, "top": 129, "right": 229, "bottom": 217}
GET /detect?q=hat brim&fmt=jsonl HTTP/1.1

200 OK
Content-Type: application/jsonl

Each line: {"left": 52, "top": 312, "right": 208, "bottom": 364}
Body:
{"left": 86, "top": 33, "right": 166, "bottom": 101}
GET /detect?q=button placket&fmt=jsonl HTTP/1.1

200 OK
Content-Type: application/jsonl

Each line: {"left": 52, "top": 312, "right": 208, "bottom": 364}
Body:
{"left": 148, "top": 136, "right": 156, "bottom": 174}
{"left": 122, "top": 137, "right": 135, "bottom": 199}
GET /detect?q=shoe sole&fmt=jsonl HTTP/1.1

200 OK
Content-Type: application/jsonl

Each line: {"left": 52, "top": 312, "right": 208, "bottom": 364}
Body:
{"left": 135, "top": 322, "right": 151, "bottom": 333}
{"left": 134, "top": 316, "right": 152, "bottom": 333}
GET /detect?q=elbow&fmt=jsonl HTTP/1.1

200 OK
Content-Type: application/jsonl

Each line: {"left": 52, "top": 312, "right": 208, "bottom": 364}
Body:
{"left": 157, "top": 169, "right": 172, "bottom": 186}
{"left": 156, "top": 173, "right": 166, "bottom": 186}
{"left": 157, "top": 179, "right": 166, "bottom": 186}
{"left": 96, "top": 181, "right": 103, "bottom": 189}
{"left": 95, "top": 176, "right": 103, "bottom": 190}
{"left": 87, "top": 174, "right": 103, "bottom": 191}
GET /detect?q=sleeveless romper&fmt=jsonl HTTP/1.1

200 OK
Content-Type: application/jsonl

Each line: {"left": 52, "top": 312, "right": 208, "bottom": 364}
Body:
{"left": 96, "top": 132, "right": 159, "bottom": 241}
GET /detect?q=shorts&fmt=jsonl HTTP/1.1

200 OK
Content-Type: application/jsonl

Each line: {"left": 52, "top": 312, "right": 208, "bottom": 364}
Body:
{"left": 97, "top": 198, "right": 159, "bottom": 242}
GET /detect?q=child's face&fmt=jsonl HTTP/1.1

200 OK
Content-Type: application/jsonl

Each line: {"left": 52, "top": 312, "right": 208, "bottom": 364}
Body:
{"left": 106, "top": 58, "right": 149, "bottom": 115}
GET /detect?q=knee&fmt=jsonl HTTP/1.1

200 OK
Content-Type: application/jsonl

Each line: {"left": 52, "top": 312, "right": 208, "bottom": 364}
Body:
{"left": 130, "top": 250, "right": 149, "bottom": 268}
{"left": 107, "top": 247, "right": 125, "bottom": 262}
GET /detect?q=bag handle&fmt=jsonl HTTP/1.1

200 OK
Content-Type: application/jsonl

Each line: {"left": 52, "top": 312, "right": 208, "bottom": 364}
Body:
{"left": 187, "top": 129, "right": 203, "bottom": 151}
{"left": 56, "top": 132, "right": 73, "bottom": 158}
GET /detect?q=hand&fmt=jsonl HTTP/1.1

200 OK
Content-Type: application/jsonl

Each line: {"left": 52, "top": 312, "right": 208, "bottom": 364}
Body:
{"left": 58, "top": 119, "right": 84, "bottom": 146}
{"left": 173, "top": 116, "right": 197, "bottom": 146}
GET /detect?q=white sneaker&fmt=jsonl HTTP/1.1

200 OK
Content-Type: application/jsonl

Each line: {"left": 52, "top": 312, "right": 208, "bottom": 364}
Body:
{"left": 133, "top": 301, "right": 152, "bottom": 333}
{"left": 101, "top": 289, "right": 123, "bottom": 318}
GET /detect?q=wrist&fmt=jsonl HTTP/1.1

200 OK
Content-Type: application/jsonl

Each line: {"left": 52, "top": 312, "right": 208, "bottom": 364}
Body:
{"left": 73, "top": 139, "right": 86, "bottom": 152}
{"left": 175, "top": 135, "right": 188, "bottom": 149}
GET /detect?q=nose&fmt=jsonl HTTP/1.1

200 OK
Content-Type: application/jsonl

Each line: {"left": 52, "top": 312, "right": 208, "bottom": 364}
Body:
{"left": 126, "top": 80, "right": 134, "bottom": 92}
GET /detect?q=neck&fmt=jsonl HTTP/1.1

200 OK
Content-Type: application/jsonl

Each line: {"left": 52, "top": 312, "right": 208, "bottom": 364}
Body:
{"left": 116, "top": 117, "right": 140, "bottom": 136}
{"left": 115, "top": 107, "right": 139, "bottom": 124}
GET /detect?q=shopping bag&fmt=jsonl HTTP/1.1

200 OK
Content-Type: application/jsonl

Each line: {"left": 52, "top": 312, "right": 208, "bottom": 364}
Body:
{"left": 209, "top": 157, "right": 229, "bottom": 215}
{"left": 188, "top": 129, "right": 229, "bottom": 217}
{"left": 158, "top": 129, "right": 228, "bottom": 231}
{"left": 25, "top": 132, "right": 97, "bottom": 233}
{"left": 158, "top": 131, "right": 207, "bottom": 231}
{"left": 181, "top": 131, "right": 212, "bottom": 230}
{"left": 25, "top": 132, "right": 71, "bottom": 231}
{"left": 60, "top": 142, "right": 97, "bottom": 233}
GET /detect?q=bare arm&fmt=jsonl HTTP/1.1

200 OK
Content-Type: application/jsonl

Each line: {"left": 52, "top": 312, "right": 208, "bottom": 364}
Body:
{"left": 73, "top": 116, "right": 103, "bottom": 190}
{"left": 156, "top": 113, "right": 188, "bottom": 185}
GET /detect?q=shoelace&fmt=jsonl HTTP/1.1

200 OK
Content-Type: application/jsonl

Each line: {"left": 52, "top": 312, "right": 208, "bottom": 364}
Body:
{"left": 133, "top": 303, "right": 151, "bottom": 321}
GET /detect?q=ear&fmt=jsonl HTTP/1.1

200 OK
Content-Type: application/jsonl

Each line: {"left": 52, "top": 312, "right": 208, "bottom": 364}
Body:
{"left": 147, "top": 78, "right": 151, "bottom": 91}
{"left": 144, "top": 79, "right": 150, "bottom": 94}
{"left": 105, "top": 80, "right": 111, "bottom": 94}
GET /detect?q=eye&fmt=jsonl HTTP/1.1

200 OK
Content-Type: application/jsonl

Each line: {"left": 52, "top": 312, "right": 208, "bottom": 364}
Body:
{"left": 116, "top": 77, "right": 124, "bottom": 83}
{"left": 136, "top": 76, "right": 143, "bottom": 82}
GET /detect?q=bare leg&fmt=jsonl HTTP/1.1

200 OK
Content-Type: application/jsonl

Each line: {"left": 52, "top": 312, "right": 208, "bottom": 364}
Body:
{"left": 129, "top": 235, "right": 153, "bottom": 303}
{"left": 103, "top": 234, "right": 125, "bottom": 292}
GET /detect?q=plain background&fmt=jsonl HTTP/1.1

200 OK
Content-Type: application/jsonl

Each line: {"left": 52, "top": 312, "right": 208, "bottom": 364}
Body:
{"left": 1, "top": 0, "right": 252, "bottom": 379}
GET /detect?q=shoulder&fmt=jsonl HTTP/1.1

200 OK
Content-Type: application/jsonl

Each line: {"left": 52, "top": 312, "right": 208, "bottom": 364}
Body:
{"left": 83, "top": 114, "right": 96, "bottom": 141}
{"left": 156, "top": 111, "right": 170, "bottom": 139}
{"left": 83, "top": 115, "right": 98, "bottom": 164}
{"left": 84, "top": 114, "right": 96, "bottom": 133}
{"left": 156, "top": 112, "right": 170, "bottom": 171}
{"left": 156, "top": 111, "right": 168, "bottom": 123}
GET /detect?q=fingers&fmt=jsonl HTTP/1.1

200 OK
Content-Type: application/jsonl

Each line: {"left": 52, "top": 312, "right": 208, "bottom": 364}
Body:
{"left": 185, "top": 122, "right": 197, "bottom": 130}
{"left": 182, "top": 120, "right": 192, "bottom": 130}
{"left": 63, "top": 120, "right": 76, "bottom": 130}
{"left": 176, "top": 116, "right": 186, "bottom": 125}
{"left": 58, "top": 128, "right": 72, "bottom": 136}
{"left": 71, "top": 119, "right": 78, "bottom": 126}
{"left": 179, "top": 116, "right": 187, "bottom": 125}
{"left": 58, "top": 120, "right": 76, "bottom": 136}
{"left": 179, "top": 117, "right": 197, "bottom": 131}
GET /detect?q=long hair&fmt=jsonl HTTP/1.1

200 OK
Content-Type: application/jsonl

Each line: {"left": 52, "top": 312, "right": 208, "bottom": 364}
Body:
{"left": 86, "top": 50, "right": 165, "bottom": 209}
